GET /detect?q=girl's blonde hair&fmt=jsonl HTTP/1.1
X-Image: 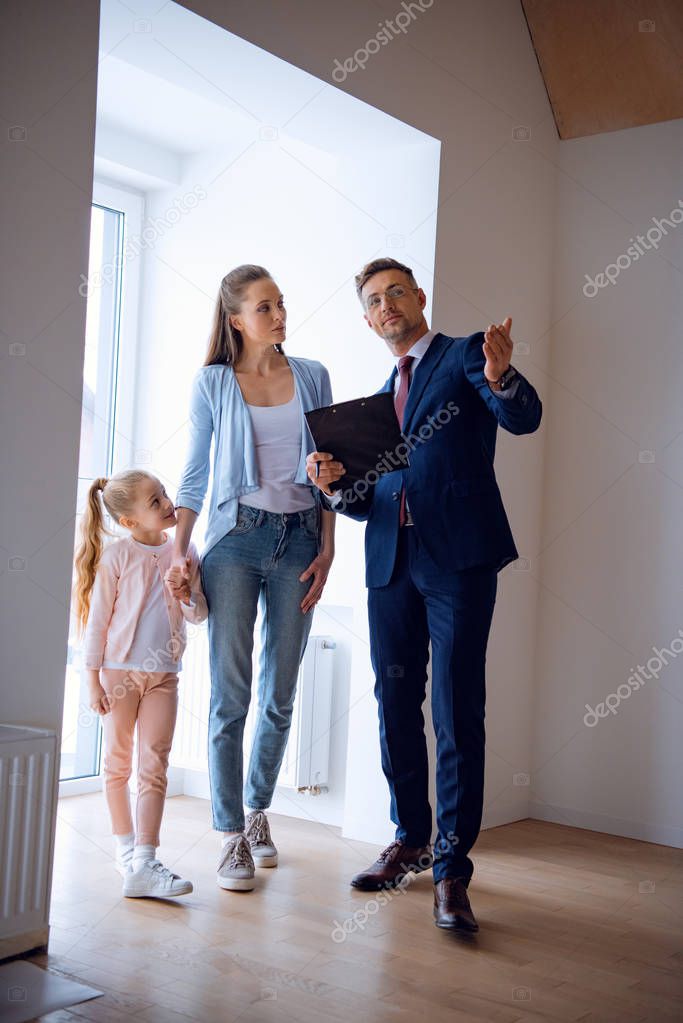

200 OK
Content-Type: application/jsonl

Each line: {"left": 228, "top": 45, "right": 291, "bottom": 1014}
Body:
{"left": 73, "top": 469, "right": 155, "bottom": 635}
{"left": 204, "top": 264, "right": 283, "bottom": 367}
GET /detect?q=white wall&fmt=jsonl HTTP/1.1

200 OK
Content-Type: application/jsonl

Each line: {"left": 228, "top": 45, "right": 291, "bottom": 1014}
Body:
{"left": 5, "top": 2, "right": 677, "bottom": 955}
{"left": 0, "top": 1, "right": 99, "bottom": 730}
{"left": 164, "top": 0, "right": 555, "bottom": 842}
{"left": 1, "top": 0, "right": 553, "bottom": 856}
{"left": 110, "top": 43, "right": 439, "bottom": 834}
{"left": 530, "top": 118, "right": 683, "bottom": 847}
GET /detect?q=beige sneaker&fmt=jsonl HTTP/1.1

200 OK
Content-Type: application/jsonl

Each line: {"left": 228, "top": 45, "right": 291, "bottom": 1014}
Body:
{"left": 217, "top": 834, "right": 255, "bottom": 891}
{"left": 245, "top": 810, "right": 278, "bottom": 867}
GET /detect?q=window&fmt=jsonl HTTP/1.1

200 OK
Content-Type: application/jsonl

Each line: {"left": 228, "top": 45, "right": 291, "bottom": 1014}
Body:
{"left": 60, "top": 183, "right": 142, "bottom": 787}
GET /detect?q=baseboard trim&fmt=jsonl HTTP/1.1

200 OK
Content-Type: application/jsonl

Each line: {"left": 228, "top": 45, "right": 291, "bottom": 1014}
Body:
{"left": 529, "top": 800, "right": 682, "bottom": 848}
{"left": 0, "top": 926, "right": 49, "bottom": 962}
{"left": 481, "top": 805, "right": 530, "bottom": 831}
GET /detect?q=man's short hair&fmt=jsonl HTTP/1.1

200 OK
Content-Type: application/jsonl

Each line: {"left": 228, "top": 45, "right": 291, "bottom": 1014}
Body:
{"left": 354, "top": 258, "right": 419, "bottom": 304}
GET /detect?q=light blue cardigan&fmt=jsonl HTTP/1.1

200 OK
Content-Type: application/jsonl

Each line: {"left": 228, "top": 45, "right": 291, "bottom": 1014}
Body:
{"left": 175, "top": 357, "right": 333, "bottom": 561}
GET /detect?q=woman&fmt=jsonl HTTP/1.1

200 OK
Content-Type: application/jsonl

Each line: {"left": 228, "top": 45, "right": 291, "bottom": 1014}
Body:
{"left": 167, "top": 264, "right": 340, "bottom": 892}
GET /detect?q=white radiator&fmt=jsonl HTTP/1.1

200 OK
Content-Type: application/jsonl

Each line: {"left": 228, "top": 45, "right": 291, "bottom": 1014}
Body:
{"left": 278, "top": 635, "right": 336, "bottom": 791}
{"left": 174, "top": 632, "right": 336, "bottom": 791}
{"left": 0, "top": 725, "right": 58, "bottom": 959}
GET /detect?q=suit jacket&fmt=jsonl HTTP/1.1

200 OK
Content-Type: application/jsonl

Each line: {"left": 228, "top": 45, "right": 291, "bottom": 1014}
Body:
{"left": 331, "top": 331, "right": 542, "bottom": 587}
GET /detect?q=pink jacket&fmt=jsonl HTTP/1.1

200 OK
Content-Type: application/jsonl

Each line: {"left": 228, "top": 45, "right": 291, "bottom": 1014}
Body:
{"left": 82, "top": 533, "right": 208, "bottom": 671}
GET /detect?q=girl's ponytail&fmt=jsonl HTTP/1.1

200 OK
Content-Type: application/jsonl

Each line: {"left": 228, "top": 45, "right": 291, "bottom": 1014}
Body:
{"left": 73, "top": 477, "right": 112, "bottom": 635}
{"left": 72, "top": 469, "right": 155, "bottom": 635}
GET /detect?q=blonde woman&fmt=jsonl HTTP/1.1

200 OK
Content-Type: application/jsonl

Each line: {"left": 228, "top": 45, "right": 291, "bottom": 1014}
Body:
{"left": 167, "top": 265, "right": 337, "bottom": 892}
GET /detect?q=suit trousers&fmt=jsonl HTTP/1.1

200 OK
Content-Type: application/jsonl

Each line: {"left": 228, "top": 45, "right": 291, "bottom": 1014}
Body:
{"left": 367, "top": 525, "right": 498, "bottom": 884}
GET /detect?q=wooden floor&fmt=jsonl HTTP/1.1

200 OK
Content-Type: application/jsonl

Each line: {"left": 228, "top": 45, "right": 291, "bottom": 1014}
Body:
{"left": 25, "top": 794, "right": 683, "bottom": 1023}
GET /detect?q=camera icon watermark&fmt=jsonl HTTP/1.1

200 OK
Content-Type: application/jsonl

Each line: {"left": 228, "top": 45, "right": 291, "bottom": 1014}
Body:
{"left": 513, "top": 772, "right": 530, "bottom": 786}
{"left": 512, "top": 987, "right": 531, "bottom": 1001}
{"left": 8, "top": 986, "right": 27, "bottom": 1002}
{"left": 386, "top": 233, "right": 405, "bottom": 248}
{"left": 638, "top": 880, "right": 656, "bottom": 893}
{"left": 134, "top": 449, "right": 152, "bottom": 464}
{"left": 9, "top": 342, "right": 26, "bottom": 356}
{"left": 387, "top": 665, "right": 405, "bottom": 678}
{"left": 638, "top": 19, "right": 655, "bottom": 32}
{"left": 512, "top": 126, "right": 530, "bottom": 142}
{"left": 134, "top": 18, "right": 152, "bottom": 33}
{"left": 78, "top": 707, "right": 96, "bottom": 729}
{"left": 9, "top": 772, "right": 25, "bottom": 787}
{"left": 258, "top": 126, "right": 278, "bottom": 142}
{"left": 8, "top": 126, "right": 27, "bottom": 142}
{"left": 638, "top": 450, "right": 655, "bottom": 463}
{"left": 8, "top": 556, "right": 26, "bottom": 572}
{"left": 513, "top": 341, "right": 530, "bottom": 356}
{"left": 259, "top": 987, "right": 277, "bottom": 1001}
{"left": 513, "top": 557, "right": 530, "bottom": 571}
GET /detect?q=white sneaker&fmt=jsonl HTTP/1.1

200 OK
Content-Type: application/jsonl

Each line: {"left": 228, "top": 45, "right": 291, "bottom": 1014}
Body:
{"left": 217, "top": 834, "right": 255, "bottom": 891}
{"left": 122, "top": 859, "right": 193, "bottom": 898}
{"left": 245, "top": 810, "right": 278, "bottom": 867}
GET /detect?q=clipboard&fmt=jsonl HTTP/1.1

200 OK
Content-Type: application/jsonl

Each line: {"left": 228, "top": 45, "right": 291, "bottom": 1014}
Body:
{"left": 305, "top": 391, "right": 409, "bottom": 494}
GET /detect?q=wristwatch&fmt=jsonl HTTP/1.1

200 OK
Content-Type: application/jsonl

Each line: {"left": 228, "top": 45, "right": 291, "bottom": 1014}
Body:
{"left": 490, "top": 365, "right": 518, "bottom": 391}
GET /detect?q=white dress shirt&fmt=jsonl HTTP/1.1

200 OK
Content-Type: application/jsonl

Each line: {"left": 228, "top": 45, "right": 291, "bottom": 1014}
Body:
{"left": 392, "top": 328, "right": 437, "bottom": 392}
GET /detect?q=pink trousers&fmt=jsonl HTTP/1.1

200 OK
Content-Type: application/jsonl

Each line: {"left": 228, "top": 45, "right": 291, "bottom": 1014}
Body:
{"left": 99, "top": 668, "right": 178, "bottom": 846}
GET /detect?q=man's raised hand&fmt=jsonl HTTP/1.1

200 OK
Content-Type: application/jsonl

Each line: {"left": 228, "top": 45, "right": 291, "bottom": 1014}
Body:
{"left": 483, "top": 316, "right": 514, "bottom": 382}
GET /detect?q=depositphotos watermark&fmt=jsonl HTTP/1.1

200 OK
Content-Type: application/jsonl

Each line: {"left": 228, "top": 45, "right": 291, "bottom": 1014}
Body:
{"left": 79, "top": 185, "right": 208, "bottom": 296}
{"left": 335, "top": 400, "right": 459, "bottom": 511}
{"left": 332, "top": 0, "right": 434, "bottom": 82}
{"left": 582, "top": 199, "right": 683, "bottom": 298}
{"left": 331, "top": 831, "right": 458, "bottom": 942}
{"left": 331, "top": 869, "right": 419, "bottom": 942}
{"left": 79, "top": 621, "right": 203, "bottom": 727}
{"left": 583, "top": 629, "right": 683, "bottom": 727}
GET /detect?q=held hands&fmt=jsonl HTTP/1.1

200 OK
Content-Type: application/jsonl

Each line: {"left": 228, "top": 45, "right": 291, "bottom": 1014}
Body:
{"left": 483, "top": 316, "right": 514, "bottom": 384}
{"left": 165, "top": 557, "right": 192, "bottom": 605}
{"left": 305, "top": 452, "right": 346, "bottom": 497}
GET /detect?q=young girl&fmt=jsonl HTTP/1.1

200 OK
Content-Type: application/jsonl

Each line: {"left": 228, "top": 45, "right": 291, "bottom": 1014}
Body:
{"left": 73, "top": 469, "right": 208, "bottom": 898}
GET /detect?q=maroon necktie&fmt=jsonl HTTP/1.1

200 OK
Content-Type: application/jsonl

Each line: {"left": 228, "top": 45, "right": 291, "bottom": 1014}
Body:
{"left": 394, "top": 355, "right": 414, "bottom": 526}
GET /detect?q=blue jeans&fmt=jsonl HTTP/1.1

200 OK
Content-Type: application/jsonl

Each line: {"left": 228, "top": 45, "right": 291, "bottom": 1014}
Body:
{"left": 200, "top": 504, "right": 319, "bottom": 832}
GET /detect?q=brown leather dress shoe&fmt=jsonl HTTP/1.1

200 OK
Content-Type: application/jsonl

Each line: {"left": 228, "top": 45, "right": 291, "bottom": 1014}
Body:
{"left": 433, "top": 878, "right": 479, "bottom": 931}
{"left": 351, "top": 841, "right": 433, "bottom": 890}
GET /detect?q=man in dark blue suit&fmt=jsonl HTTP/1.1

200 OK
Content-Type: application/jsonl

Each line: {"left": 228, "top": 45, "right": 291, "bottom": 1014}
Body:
{"left": 306, "top": 258, "right": 542, "bottom": 931}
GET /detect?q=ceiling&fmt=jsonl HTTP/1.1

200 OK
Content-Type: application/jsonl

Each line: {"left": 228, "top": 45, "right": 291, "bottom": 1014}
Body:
{"left": 521, "top": 0, "right": 683, "bottom": 139}
{"left": 96, "top": 0, "right": 436, "bottom": 172}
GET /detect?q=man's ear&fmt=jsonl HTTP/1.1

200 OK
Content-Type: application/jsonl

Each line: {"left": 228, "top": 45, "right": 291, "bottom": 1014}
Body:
{"left": 364, "top": 315, "right": 373, "bottom": 329}
{"left": 417, "top": 288, "right": 427, "bottom": 309}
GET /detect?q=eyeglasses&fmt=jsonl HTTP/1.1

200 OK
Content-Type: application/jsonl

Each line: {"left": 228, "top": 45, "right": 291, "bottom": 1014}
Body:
{"left": 365, "top": 284, "right": 418, "bottom": 311}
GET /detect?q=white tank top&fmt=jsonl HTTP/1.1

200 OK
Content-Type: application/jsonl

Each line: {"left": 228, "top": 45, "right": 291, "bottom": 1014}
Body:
{"left": 238, "top": 394, "right": 316, "bottom": 513}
